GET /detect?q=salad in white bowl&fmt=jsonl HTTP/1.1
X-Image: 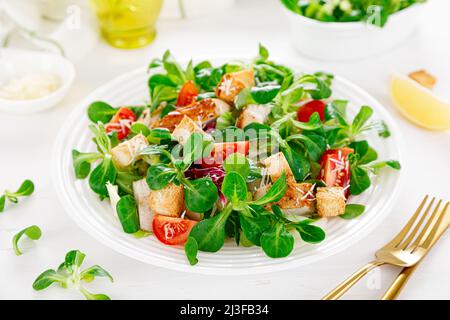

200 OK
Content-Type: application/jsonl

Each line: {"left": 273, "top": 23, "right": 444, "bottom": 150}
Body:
{"left": 281, "top": 0, "right": 427, "bottom": 60}
{"left": 72, "top": 45, "right": 400, "bottom": 265}
{"left": 281, "top": 0, "right": 426, "bottom": 26}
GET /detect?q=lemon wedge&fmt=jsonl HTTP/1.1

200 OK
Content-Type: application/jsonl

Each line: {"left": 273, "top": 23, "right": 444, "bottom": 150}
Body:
{"left": 389, "top": 74, "right": 450, "bottom": 131}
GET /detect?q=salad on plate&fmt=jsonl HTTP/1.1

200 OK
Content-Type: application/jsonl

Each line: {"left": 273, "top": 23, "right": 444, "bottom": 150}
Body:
{"left": 72, "top": 45, "right": 400, "bottom": 265}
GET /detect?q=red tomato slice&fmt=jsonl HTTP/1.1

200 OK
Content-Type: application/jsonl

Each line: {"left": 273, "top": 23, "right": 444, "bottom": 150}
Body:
{"left": 152, "top": 215, "right": 197, "bottom": 246}
{"left": 177, "top": 80, "right": 199, "bottom": 107}
{"left": 201, "top": 141, "right": 249, "bottom": 167}
{"left": 105, "top": 107, "right": 136, "bottom": 140}
{"left": 296, "top": 100, "right": 326, "bottom": 122}
{"left": 318, "top": 147, "right": 353, "bottom": 197}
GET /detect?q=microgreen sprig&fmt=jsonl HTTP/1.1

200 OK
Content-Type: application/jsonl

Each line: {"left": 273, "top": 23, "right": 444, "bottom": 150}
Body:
{"left": 348, "top": 140, "right": 401, "bottom": 195}
{"left": 260, "top": 205, "right": 325, "bottom": 258}
{"left": 326, "top": 102, "right": 391, "bottom": 148}
{"left": 0, "top": 179, "right": 34, "bottom": 213}
{"left": 184, "top": 159, "right": 288, "bottom": 264}
{"left": 72, "top": 123, "right": 113, "bottom": 180}
{"left": 12, "top": 225, "right": 42, "bottom": 256}
{"left": 243, "top": 121, "right": 320, "bottom": 182}
{"left": 33, "top": 250, "right": 113, "bottom": 300}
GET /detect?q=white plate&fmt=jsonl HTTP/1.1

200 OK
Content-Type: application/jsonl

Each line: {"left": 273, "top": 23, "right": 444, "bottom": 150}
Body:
{"left": 52, "top": 61, "right": 403, "bottom": 275}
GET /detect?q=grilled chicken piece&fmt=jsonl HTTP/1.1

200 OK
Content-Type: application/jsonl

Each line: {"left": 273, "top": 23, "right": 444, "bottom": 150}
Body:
{"left": 236, "top": 104, "right": 271, "bottom": 129}
{"left": 216, "top": 69, "right": 255, "bottom": 104}
{"left": 106, "top": 182, "right": 121, "bottom": 216}
{"left": 212, "top": 98, "right": 232, "bottom": 115}
{"left": 155, "top": 98, "right": 230, "bottom": 131}
{"left": 137, "top": 108, "right": 152, "bottom": 127}
{"left": 111, "top": 134, "right": 148, "bottom": 169}
{"left": 148, "top": 183, "right": 185, "bottom": 217}
{"left": 262, "top": 152, "right": 294, "bottom": 182}
{"left": 172, "top": 116, "right": 213, "bottom": 146}
{"left": 253, "top": 183, "right": 271, "bottom": 201}
{"left": 316, "top": 187, "right": 346, "bottom": 217}
{"left": 133, "top": 179, "right": 153, "bottom": 231}
{"left": 185, "top": 209, "right": 204, "bottom": 221}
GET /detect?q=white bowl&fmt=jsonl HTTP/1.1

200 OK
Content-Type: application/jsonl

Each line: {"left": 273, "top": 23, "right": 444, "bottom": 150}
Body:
{"left": 0, "top": 49, "right": 76, "bottom": 114}
{"left": 284, "top": 5, "right": 423, "bottom": 61}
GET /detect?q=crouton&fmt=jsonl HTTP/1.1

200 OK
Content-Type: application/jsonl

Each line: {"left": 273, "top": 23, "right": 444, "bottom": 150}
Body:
{"left": 408, "top": 69, "right": 437, "bottom": 90}
{"left": 156, "top": 98, "right": 230, "bottom": 131}
{"left": 262, "top": 152, "right": 294, "bottom": 182}
{"left": 273, "top": 182, "right": 315, "bottom": 215}
{"left": 253, "top": 181, "right": 315, "bottom": 215}
{"left": 133, "top": 179, "right": 153, "bottom": 231}
{"left": 148, "top": 183, "right": 184, "bottom": 217}
{"left": 172, "top": 116, "right": 213, "bottom": 146}
{"left": 216, "top": 69, "right": 255, "bottom": 104}
{"left": 276, "top": 182, "right": 314, "bottom": 209}
{"left": 111, "top": 134, "right": 149, "bottom": 169}
{"left": 232, "top": 69, "right": 255, "bottom": 87}
{"left": 316, "top": 187, "right": 346, "bottom": 217}
{"left": 236, "top": 104, "right": 271, "bottom": 129}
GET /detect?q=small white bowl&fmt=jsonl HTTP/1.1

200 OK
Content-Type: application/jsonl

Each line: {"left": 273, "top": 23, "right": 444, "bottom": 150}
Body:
{"left": 284, "top": 4, "right": 423, "bottom": 61}
{"left": 0, "top": 48, "right": 76, "bottom": 114}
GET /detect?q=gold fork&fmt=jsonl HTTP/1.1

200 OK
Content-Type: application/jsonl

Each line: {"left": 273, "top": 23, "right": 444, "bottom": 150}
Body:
{"left": 323, "top": 196, "right": 446, "bottom": 300}
{"left": 381, "top": 201, "right": 449, "bottom": 299}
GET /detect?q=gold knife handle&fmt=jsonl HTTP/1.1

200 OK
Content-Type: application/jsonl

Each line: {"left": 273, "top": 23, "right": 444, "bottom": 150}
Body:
{"left": 381, "top": 266, "right": 416, "bottom": 300}
{"left": 322, "top": 261, "right": 385, "bottom": 300}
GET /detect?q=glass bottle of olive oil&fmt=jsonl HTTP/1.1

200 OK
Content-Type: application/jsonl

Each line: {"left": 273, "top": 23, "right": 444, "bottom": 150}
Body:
{"left": 90, "top": 0, "right": 163, "bottom": 49}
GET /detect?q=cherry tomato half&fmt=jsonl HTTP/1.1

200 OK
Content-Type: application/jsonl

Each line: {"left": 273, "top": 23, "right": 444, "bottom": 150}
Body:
{"left": 177, "top": 80, "right": 199, "bottom": 107}
{"left": 105, "top": 107, "right": 136, "bottom": 140}
{"left": 201, "top": 141, "right": 250, "bottom": 168}
{"left": 318, "top": 147, "right": 353, "bottom": 198}
{"left": 152, "top": 215, "right": 198, "bottom": 246}
{"left": 296, "top": 100, "right": 326, "bottom": 123}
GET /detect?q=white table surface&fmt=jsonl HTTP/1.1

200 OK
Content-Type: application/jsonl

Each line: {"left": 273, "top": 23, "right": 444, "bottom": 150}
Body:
{"left": 1, "top": 0, "right": 450, "bottom": 300}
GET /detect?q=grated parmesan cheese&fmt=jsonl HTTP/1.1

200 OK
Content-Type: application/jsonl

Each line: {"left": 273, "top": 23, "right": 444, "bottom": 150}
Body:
{"left": 0, "top": 73, "right": 61, "bottom": 100}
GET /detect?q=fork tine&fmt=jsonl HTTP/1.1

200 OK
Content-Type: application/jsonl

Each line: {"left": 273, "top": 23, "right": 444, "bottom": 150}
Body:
{"left": 407, "top": 199, "right": 442, "bottom": 251}
{"left": 387, "top": 195, "right": 429, "bottom": 247}
{"left": 396, "top": 197, "right": 436, "bottom": 249}
{"left": 414, "top": 202, "right": 449, "bottom": 251}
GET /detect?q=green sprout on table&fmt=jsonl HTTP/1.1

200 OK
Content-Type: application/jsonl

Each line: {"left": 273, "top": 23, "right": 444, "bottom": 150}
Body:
{"left": 33, "top": 250, "right": 114, "bottom": 300}
{"left": 0, "top": 179, "right": 35, "bottom": 213}
{"left": 12, "top": 225, "right": 42, "bottom": 256}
